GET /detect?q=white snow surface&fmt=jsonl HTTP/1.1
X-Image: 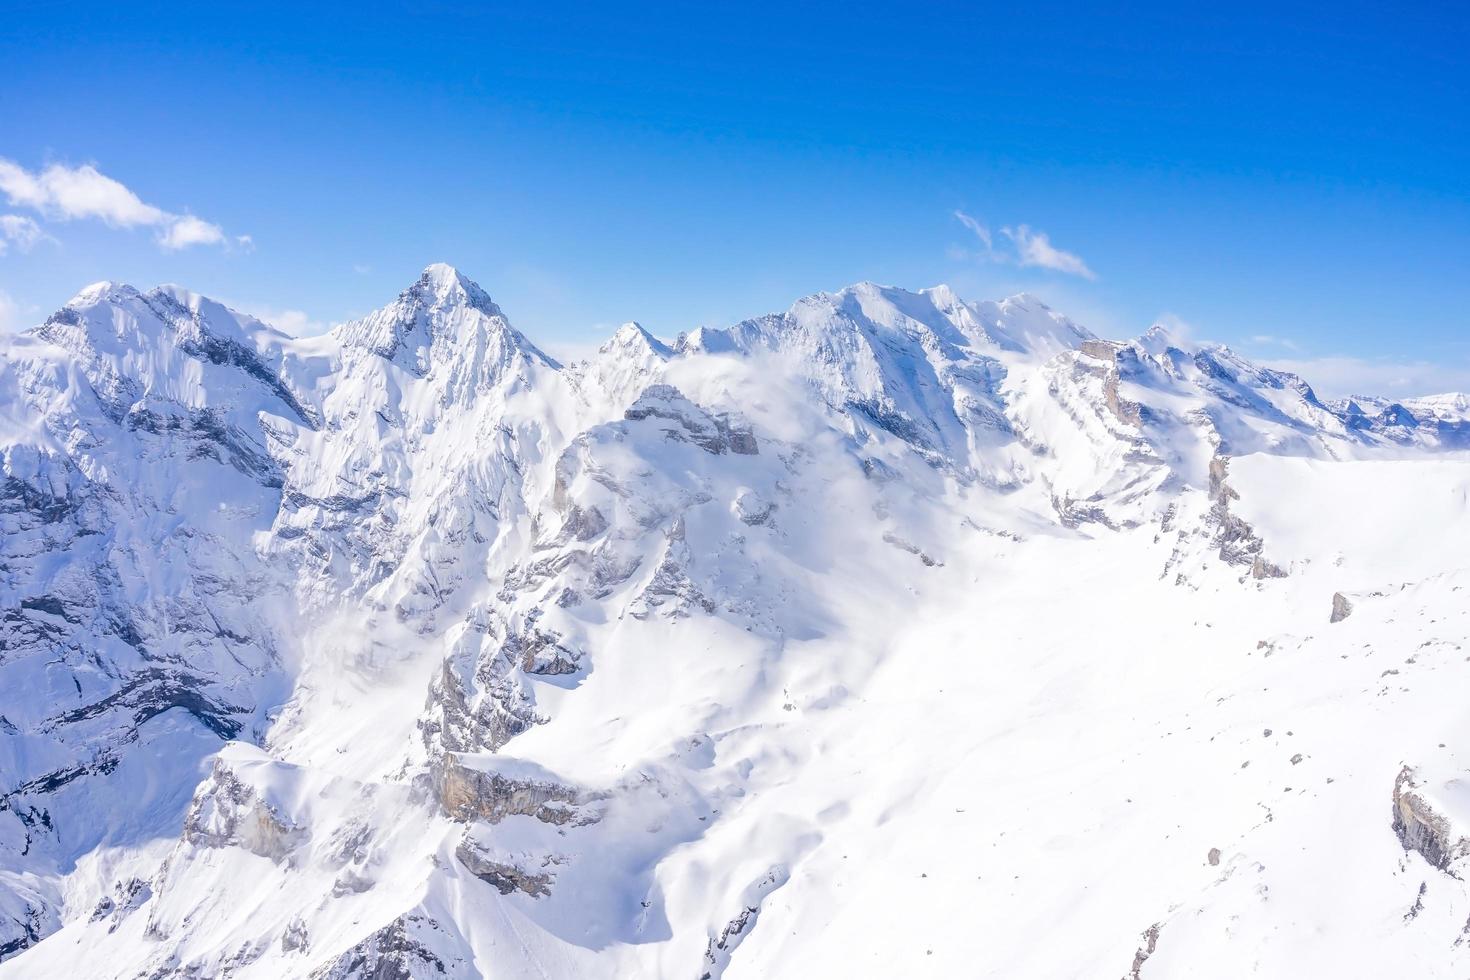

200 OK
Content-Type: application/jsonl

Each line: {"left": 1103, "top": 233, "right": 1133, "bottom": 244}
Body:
{"left": 2, "top": 266, "right": 1469, "bottom": 978}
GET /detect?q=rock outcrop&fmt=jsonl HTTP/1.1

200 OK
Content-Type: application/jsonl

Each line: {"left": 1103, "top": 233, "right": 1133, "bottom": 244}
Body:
{"left": 454, "top": 836, "right": 555, "bottom": 898}
{"left": 309, "top": 913, "right": 462, "bottom": 980}
{"left": 1392, "top": 766, "right": 1470, "bottom": 872}
{"left": 432, "top": 753, "right": 599, "bottom": 826}
{"left": 181, "top": 758, "right": 305, "bottom": 864}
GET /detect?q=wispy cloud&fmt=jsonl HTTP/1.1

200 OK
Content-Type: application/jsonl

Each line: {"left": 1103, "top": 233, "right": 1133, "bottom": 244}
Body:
{"left": 0, "top": 289, "right": 19, "bottom": 331}
{"left": 0, "top": 288, "right": 40, "bottom": 331}
{"left": 0, "top": 214, "right": 52, "bottom": 254}
{"left": 953, "top": 211, "right": 1096, "bottom": 280}
{"left": 1249, "top": 334, "right": 1301, "bottom": 352}
{"left": 1150, "top": 312, "right": 1201, "bottom": 347}
{"left": 1263, "top": 355, "right": 1470, "bottom": 401}
{"left": 229, "top": 302, "right": 332, "bottom": 337}
{"left": 1001, "top": 224, "right": 1096, "bottom": 279}
{"left": 953, "top": 210, "right": 992, "bottom": 251}
{"left": 0, "top": 158, "right": 240, "bottom": 252}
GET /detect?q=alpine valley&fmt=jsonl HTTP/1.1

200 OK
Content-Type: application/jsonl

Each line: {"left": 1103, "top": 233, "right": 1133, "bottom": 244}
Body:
{"left": 3, "top": 264, "right": 1470, "bottom": 979}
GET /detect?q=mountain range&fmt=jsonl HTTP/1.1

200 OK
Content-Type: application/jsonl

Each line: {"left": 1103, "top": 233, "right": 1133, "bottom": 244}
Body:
{"left": 3, "top": 264, "right": 1469, "bottom": 978}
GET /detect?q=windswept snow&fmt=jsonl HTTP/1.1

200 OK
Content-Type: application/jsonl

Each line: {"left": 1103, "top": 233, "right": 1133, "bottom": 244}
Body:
{"left": 2, "top": 267, "right": 1468, "bottom": 978}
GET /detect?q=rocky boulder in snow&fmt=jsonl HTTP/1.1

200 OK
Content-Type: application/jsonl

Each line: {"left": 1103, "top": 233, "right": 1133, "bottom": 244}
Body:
{"left": 433, "top": 752, "right": 600, "bottom": 826}
{"left": 182, "top": 757, "right": 306, "bottom": 864}
{"left": 1392, "top": 766, "right": 1470, "bottom": 872}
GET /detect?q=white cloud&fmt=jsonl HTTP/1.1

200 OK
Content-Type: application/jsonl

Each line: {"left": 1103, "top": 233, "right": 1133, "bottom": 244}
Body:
{"left": 952, "top": 210, "right": 992, "bottom": 251}
{"left": 228, "top": 302, "right": 331, "bottom": 337}
{"left": 0, "top": 214, "right": 51, "bottom": 254}
{"left": 1000, "top": 224, "right": 1096, "bottom": 280}
{"left": 1263, "top": 355, "right": 1470, "bottom": 401}
{"left": 0, "top": 158, "right": 241, "bottom": 252}
{"left": 0, "top": 289, "right": 19, "bottom": 330}
{"left": 953, "top": 211, "right": 1096, "bottom": 280}
{"left": 157, "top": 214, "right": 225, "bottom": 250}
{"left": 0, "top": 159, "right": 165, "bottom": 226}
{"left": 539, "top": 338, "right": 603, "bottom": 365}
{"left": 0, "top": 289, "right": 39, "bottom": 332}
{"left": 1248, "top": 334, "right": 1301, "bottom": 351}
{"left": 1150, "top": 312, "right": 1202, "bottom": 347}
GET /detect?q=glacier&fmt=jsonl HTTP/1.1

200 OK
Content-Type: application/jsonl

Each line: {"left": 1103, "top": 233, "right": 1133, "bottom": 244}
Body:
{"left": 2, "top": 263, "right": 1469, "bottom": 977}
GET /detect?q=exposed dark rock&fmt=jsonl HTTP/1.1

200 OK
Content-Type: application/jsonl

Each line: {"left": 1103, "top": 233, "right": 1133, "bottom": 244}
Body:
{"left": 281, "top": 916, "right": 310, "bottom": 954}
{"left": 735, "top": 491, "right": 775, "bottom": 527}
{"left": 432, "top": 753, "right": 598, "bottom": 827}
{"left": 700, "top": 868, "right": 784, "bottom": 979}
{"left": 881, "top": 532, "right": 941, "bottom": 566}
{"left": 454, "top": 837, "right": 553, "bottom": 898}
{"left": 1080, "top": 339, "right": 1121, "bottom": 362}
{"left": 424, "top": 657, "right": 543, "bottom": 754}
{"left": 124, "top": 406, "right": 284, "bottom": 488}
{"left": 1330, "top": 592, "right": 1353, "bottom": 624}
{"left": 309, "top": 913, "right": 459, "bottom": 980}
{"left": 1125, "top": 922, "right": 1162, "bottom": 980}
{"left": 506, "top": 625, "right": 581, "bottom": 677}
{"left": 557, "top": 504, "right": 608, "bottom": 543}
{"left": 1251, "top": 557, "right": 1287, "bottom": 580}
{"left": 1207, "top": 456, "right": 1279, "bottom": 572}
{"left": 331, "top": 870, "right": 376, "bottom": 896}
{"left": 849, "top": 398, "right": 932, "bottom": 452}
{"left": 90, "top": 877, "right": 152, "bottom": 934}
{"left": 0, "top": 901, "right": 52, "bottom": 963}
{"left": 1052, "top": 493, "right": 1117, "bottom": 531}
{"left": 702, "top": 905, "right": 758, "bottom": 979}
{"left": 172, "top": 326, "right": 318, "bottom": 431}
{"left": 1393, "top": 766, "right": 1470, "bottom": 872}
{"left": 182, "top": 760, "right": 305, "bottom": 863}
{"left": 52, "top": 668, "right": 246, "bottom": 740}
{"left": 624, "top": 384, "right": 757, "bottom": 456}
{"left": 1075, "top": 341, "right": 1145, "bottom": 427}
{"left": 630, "top": 517, "right": 716, "bottom": 619}
{"left": 1405, "top": 881, "right": 1428, "bottom": 921}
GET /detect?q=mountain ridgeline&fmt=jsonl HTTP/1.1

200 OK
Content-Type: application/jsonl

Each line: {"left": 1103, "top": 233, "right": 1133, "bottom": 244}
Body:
{"left": 2, "top": 265, "right": 1469, "bottom": 978}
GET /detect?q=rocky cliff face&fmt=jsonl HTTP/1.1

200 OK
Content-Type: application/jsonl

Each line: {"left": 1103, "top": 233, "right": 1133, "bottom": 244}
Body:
{"left": 1393, "top": 766, "right": 1470, "bottom": 872}
{"left": 2, "top": 267, "right": 1468, "bottom": 978}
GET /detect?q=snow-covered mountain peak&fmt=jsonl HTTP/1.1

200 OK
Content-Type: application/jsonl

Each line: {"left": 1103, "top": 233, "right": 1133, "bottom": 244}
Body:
{"left": 41, "top": 279, "right": 270, "bottom": 351}
{"left": 564, "top": 322, "right": 676, "bottom": 419}
{"left": 66, "top": 279, "right": 141, "bottom": 308}
{"left": 969, "top": 292, "right": 1094, "bottom": 358}
{"left": 1406, "top": 392, "right": 1470, "bottom": 421}
{"left": 996, "top": 289, "right": 1046, "bottom": 309}
{"left": 916, "top": 282, "right": 963, "bottom": 309}
{"left": 605, "top": 321, "right": 672, "bottom": 358}
{"left": 332, "top": 265, "right": 557, "bottom": 376}
{"left": 409, "top": 262, "right": 499, "bottom": 314}
{"left": 27, "top": 280, "right": 303, "bottom": 419}
{"left": 1131, "top": 322, "right": 1184, "bottom": 357}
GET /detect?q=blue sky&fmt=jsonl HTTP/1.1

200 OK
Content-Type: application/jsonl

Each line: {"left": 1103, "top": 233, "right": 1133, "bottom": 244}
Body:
{"left": 2, "top": 1, "right": 1467, "bottom": 395}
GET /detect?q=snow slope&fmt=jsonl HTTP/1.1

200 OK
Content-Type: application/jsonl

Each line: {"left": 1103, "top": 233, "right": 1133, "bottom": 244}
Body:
{"left": 2, "top": 266, "right": 1468, "bottom": 978}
